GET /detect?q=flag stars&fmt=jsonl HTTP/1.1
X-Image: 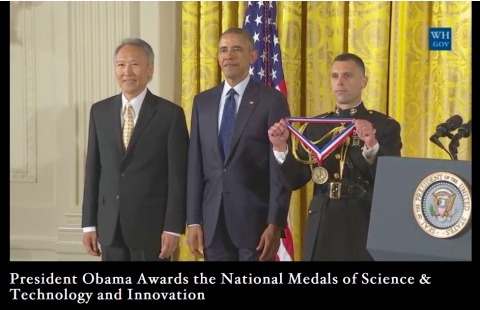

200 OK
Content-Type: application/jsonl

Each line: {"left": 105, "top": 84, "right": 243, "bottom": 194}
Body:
{"left": 255, "top": 14, "right": 263, "bottom": 26}
{"left": 253, "top": 32, "right": 260, "bottom": 43}
{"left": 243, "top": 5, "right": 284, "bottom": 93}
{"left": 269, "top": 18, "right": 277, "bottom": 27}
{"left": 272, "top": 53, "right": 278, "bottom": 63}
{"left": 271, "top": 69, "right": 277, "bottom": 80}
{"left": 257, "top": 68, "right": 265, "bottom": 79}
{"left": 273, "top": 35, "right": 279, "bottom": 46}
{"left": 257, "top": 1, "right": 264, "bottom": 8}
{"left": 260, "top": 50, "right": 268, "bottom": 61}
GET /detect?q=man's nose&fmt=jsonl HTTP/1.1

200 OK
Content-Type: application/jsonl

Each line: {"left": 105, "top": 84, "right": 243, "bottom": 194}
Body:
{"left": 225, "top": 49, "right": 235, "bottom": 58}
{"left": 123, "top": 65, "right": 133, "bottom": 75}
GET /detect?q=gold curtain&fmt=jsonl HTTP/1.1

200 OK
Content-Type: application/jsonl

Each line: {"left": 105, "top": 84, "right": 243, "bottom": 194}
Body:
{"left": 177, "top": 1, "right": 472, "bottom": 261}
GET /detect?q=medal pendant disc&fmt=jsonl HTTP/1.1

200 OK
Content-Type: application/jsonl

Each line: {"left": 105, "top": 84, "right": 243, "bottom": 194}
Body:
{"left": 312, "top": 166, "right": 329, "bottom": 184}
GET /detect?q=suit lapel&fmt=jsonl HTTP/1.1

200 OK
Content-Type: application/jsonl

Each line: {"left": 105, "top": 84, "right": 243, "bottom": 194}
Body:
{"left": 206, "top": 84, "right": 224, "bottom": 162}
{"left": 111, "top": 94, "right": 124, "bottom": 156}
{"left": 224, "top": 79, "right": 260, "bottom": 163}
{"left": 124, "top": 90, "right": 157, "bottom": 158}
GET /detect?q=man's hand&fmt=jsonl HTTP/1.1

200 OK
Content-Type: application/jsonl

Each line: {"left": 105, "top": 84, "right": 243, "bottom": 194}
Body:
{"left": 268, "top": 119, "right": 289, "bottom": 152}
{"left": 82, "top": 231, "right": 101, "bottom": 257}
{"left": 187, "top": 226, "right": 204, "bottom": 259}
{"left": 354, "top": 119, "right": 377, "bottom": 149}
{"left": 159, "top": 233, "right": 180, "bottom": 259}
{"left": 256, "top": 224, "right": 281, "bottom": 261}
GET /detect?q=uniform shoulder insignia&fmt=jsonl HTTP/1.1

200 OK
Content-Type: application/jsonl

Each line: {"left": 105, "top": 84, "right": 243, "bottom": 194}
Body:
{"left": 369, "top": 110, "right": 374, "bottom": 114}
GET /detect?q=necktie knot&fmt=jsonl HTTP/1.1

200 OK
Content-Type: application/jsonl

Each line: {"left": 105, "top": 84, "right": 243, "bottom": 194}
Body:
{"left": 124, "top": 101, "right": 133, "bottom": 115}
{"left": 227, "top": 88, "right": 237, "bottom": 98}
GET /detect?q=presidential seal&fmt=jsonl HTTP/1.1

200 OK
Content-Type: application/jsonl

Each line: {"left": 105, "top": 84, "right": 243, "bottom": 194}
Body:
{"left": 413, "top": 172, "right": 472, "bottom": 238}
{"left": 312, "top": 166, "right": 328, "bottom": 184}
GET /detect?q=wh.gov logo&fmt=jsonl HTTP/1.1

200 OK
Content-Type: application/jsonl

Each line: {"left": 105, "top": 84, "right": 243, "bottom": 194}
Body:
{"left": 413, "top": 171, "right": 471, "bottom": 238}
{"left": 429, "top": 27, "right": 451, "bottom": 51}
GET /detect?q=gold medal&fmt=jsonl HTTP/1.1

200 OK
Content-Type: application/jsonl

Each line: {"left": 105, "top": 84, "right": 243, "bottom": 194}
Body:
{"left": 312, "top": 166, "right": 329, "bottom": 184}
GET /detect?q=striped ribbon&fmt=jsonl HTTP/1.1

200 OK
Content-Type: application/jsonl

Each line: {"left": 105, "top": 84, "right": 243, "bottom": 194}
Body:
{"left": 284, "top": 116, "right": 356, "bottom": 165}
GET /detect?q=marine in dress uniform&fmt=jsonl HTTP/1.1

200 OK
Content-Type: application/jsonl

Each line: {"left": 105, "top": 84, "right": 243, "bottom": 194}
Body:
{"left": 276, "top": 102, "right": 402, "bottom": 261}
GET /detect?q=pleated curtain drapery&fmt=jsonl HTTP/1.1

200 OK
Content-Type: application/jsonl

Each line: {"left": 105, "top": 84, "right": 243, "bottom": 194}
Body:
{"left": 177, "top": 1, "right": 472, "bottom": 261}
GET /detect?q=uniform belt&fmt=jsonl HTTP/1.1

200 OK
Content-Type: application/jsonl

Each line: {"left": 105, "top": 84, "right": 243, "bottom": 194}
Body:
{"left": 314, "top": 182, "right": 368, "bottom": 199}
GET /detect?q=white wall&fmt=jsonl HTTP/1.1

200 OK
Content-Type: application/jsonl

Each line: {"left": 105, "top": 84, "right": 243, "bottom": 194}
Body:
{"left": 10, "top": 1, "right": 182, "bottom": 261}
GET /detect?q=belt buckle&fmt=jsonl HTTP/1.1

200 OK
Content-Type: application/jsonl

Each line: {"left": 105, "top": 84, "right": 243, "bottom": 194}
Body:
{"left": 329, "top": 182, "right": 342, "bottom": 199}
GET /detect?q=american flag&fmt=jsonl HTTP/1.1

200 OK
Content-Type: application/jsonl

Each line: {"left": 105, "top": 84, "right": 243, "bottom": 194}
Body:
{"left": 243, "top": 1, "right": 294, "bottom": 261}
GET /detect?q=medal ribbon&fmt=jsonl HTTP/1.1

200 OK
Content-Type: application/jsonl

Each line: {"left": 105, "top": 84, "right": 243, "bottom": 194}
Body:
{"left": 284, "top": 116, "right": 356, "bottom": 165}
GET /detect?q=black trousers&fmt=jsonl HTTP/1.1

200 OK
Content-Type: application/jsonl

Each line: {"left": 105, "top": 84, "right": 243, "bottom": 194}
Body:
{"left": 101, "top": 220, "right": 170, "bottom": 262}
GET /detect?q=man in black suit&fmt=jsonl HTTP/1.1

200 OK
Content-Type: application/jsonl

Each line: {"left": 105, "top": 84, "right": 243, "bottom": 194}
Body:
{"left": 186, "top": 28, "right": 292, "bottom": 261}
{"left": 81, "top": 38, "right": 189, "bottom": 261}
{"left": 268, "top": 53, "right": 402, "bottom": 261}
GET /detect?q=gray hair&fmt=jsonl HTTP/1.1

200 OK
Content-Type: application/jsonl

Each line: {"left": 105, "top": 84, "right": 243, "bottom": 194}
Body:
{"left": 113, "top": 38, "right": 155, "bottom": 65}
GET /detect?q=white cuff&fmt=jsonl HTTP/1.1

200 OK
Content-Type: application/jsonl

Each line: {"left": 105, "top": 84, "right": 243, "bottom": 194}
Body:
{"left": 362, "top": 142, "right": 379, "bottom": 164}
{"left": 83, "top": 226, "right": 96, "bottom": 233}
{"left": 273, "top": 145, "right": 289, "bottom": 164}
{"left": 164, "top": 231, "right": 180, "bottom": 237}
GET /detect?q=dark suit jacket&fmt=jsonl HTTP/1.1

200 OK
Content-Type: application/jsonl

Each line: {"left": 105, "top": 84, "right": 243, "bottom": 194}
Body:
{"left": 187, "top": 78, "right": 292, "bottom": 249}
{"left": 81, "top": 89, "right": 189, "bottom": 249}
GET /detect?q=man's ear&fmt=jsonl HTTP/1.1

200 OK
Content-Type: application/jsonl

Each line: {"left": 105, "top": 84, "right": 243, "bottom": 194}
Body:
{"left": 148, "top": 64, "right": 154, "bottom": 79}
{"left": 361, "top": 76, "right": 368, "bottom": 88}
{"left": 250, "top": 49, "right": 258, "bottom": 64}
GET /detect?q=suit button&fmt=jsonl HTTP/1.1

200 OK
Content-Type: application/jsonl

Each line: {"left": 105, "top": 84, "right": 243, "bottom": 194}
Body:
{"left": 222, "top": 168, "right": 227, "bottom": 172}
{"left": 120, "top": 173, "right": 125, "bottom": 177}
{"left": 116, "top": 195, "right": 120, "bottom": 200}
{"left": 308, "top": 210, "right": 312, "bottom": 214}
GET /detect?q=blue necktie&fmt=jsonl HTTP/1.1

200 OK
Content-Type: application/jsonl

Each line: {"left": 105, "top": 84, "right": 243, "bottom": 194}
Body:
{"left": 219, "top": 88, "right": 237, "bottom": 159}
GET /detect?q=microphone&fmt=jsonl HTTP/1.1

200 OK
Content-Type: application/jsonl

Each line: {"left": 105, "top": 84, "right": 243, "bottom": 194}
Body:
{"left": 430, "top": 115, "right": 463, "bottom": 160}
{"left": 431, "top": 115, "right": 463, "bottom": 139}
{"left": 449, "top": 120, "right": 471, "bottom": 160}
{"left": 453, "top": 120, "right": 471, "bottom": 139}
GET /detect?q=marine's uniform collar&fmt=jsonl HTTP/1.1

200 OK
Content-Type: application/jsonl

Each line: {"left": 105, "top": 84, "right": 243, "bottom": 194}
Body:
{"left": 335, "top": 101, "right": 367, "bottom": 118}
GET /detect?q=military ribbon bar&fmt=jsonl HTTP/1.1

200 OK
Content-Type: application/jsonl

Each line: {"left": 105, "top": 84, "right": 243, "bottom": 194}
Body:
{"left": 284, "top": 116, "right": 356, "bottom": 165}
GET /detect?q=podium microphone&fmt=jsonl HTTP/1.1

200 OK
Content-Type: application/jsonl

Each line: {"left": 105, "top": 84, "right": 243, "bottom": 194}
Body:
{"left": 448, "top": 120, "right": 471, "bottom": 160}
{"left": 453, "top": 120, "right": 471, "bottom": 139}
{"left": 429, "top": 115, "right": 463, "bottom": 160}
